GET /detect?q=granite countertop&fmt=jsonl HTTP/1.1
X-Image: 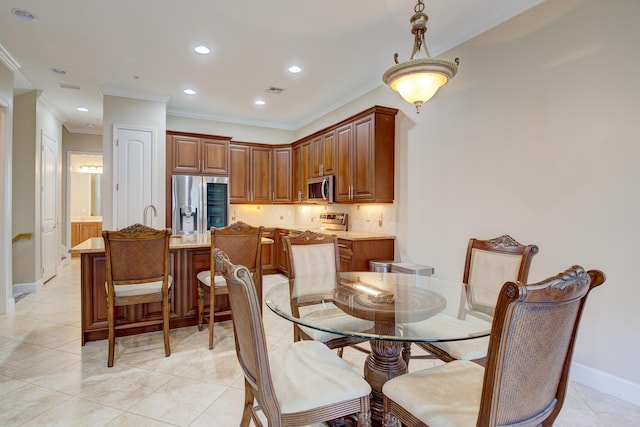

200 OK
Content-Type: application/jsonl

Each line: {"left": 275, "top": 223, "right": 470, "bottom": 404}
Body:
{"left": 69, "top": 226, "right": 393, "bottom": 254}
{"left": 69, "top": 235, "right": 275, "bottom": 254}
{"left": 267, "top": 225, "right": 395, "bottom": 241}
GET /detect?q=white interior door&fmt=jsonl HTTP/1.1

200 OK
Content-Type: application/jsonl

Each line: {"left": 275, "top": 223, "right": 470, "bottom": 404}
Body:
{"left": 41, "top": 131, "right": 57, "bottom": 282}
{"left": 114, "top": 126, "right": 154, "bottom": 229}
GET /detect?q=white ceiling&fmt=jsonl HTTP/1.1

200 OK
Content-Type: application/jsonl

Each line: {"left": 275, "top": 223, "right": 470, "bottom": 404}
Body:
{"left": 0, "top": 0, "right": 543, "bottom": 134}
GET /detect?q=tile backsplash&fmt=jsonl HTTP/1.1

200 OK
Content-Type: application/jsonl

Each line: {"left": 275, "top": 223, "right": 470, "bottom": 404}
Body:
{"left": 231, "top": 203, "right": 396, "bottom": 235}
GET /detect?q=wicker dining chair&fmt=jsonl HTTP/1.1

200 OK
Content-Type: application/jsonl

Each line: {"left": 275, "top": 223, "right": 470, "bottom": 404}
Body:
{"left": 214, "top": 248, "right": 372, "bottom": 427}
{"left": 412, "top": 234, "right": 538, "bottom": 364}
{"left": 383, "top": 265, "right": 605, "bottom": 427}
{"left": 102, "top": 224, "right": 172, "bottom": 367}
{"left": 196, "top": 221, "right": 263, "bottom": 349}
{"left": 283, "top": 230, "right": 372, "bottom": 357}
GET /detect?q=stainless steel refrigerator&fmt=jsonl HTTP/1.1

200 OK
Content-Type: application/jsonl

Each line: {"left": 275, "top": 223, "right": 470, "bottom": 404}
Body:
{"left": 171, "top": 175, "right": 229, "bottom": 234}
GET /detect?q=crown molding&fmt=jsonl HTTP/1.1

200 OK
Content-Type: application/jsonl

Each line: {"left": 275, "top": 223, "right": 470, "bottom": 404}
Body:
{"left": 98, "top": 85, "right": 170, "bottom": 103}
{"left": 0, "top": 43, "right": 20, "bottom": 71}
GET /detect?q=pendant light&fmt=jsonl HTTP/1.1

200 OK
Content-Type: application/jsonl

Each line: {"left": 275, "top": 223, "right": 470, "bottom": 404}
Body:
{"left": 383, "top": 0, "right": 459, "bottom": 113}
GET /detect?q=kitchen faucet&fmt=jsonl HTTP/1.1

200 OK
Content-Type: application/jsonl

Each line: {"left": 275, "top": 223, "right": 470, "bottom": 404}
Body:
{"left": 143, "top": 204, "right": 157, "bottom": 226}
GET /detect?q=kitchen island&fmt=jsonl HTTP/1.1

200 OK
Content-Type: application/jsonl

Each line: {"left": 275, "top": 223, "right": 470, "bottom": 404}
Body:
{"left": 71, "top": 230, "right": 394, "bottom": 344}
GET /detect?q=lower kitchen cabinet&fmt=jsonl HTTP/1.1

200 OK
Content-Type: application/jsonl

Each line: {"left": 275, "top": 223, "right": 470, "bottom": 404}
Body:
{"left": 262, "top": 228, "right": 277, "bottom": 273}
{"left": 276, "top": 229, "right": 290, "bottom": 274}
{"left": 338, "top": 238, "right": 394, "bottom": 272}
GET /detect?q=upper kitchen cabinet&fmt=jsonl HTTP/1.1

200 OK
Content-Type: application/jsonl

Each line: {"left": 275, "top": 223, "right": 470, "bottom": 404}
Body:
{"left": 292, "top": 141, "right": 311, "bottom": 203}
{"left": 272, "top": 146, "right": 292, "bottom": 203}
{"left": 311, "top": 130, "right": 335, "bottom": 177}
{"left": 335, "top": 106, "right": 397, "bottom": 203}
{"left": 229, "top": 143, "right": 273, "bottom": 204}
{"left": 168, "top": 131, "right": 230, "bottom": 175}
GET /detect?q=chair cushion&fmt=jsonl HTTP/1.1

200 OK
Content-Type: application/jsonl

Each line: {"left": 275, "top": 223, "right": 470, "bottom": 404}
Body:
{"left": 404, "top": 315, "right": 491, "bottom": 360}
{"left": 383, "top": 360, "right": 484, "bottom": 427}
{"left": 196, "top": 270, "right": 227, "bottom": 288}
{"left": 107, "top": 275, "right": 173, "bottom": 297}
{"left": 269, "top": 340, "right": 371, "bottom": 414}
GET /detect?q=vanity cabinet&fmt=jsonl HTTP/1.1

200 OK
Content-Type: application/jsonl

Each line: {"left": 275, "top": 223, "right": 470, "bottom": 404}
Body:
{"left": 335, "top": 107, "right": 397, "bottom": 203}
{"left": 71, "top": 221, "right": 102, "bottom": 255}
{"left": 168, "top": 132, "right": 230, "bottom": 175}
{"left": 229, "top": 143, "right": 273, "bottom": 203}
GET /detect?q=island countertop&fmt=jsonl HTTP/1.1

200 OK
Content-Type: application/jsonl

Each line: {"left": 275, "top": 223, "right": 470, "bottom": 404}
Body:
{"left": 69, "top": 229, "right": 393, "bottom": 254}
{"left": 70, "top": 234, "right": 275, "bottom": 254}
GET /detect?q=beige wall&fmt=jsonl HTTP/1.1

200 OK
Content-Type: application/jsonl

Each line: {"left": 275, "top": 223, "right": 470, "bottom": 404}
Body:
{"left": 12, "top": 91, "right": 62, "bottom": 287}
{"left": 12, "top": 92, "right": 37, "bottom": 284}
{"left": 102, "top": 95, "right": 166, "bottom": 230}
{"left": 0, "top": 61, "right": 13, "bottom": 312}
{"left": 317, "top": 0, "right": 639, "bottom": 399}
{"left": 167, "top": 115, "right": 293, "bottom": 145}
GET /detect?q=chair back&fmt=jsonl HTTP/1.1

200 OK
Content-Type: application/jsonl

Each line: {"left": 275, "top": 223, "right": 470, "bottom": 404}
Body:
{"left": 103, "top": 224, "right": 171, "bottom": 294}
{"left": 479, "top": 266, "right": 606, "bottom": 426}
{"left": 213, "top": 248, "right": 281, "bottom": 422}
{"left": 210, "top": 221, "right": 263, "bottom": 283}
{"left": 463, "top": 235, "right": 539, "bottom": 317}
{"left": 283, "top": 230, "right": 340, "bottom": 279}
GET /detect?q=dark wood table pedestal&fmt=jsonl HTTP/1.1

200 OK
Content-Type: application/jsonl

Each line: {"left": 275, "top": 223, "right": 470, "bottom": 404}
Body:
{"left": 365, "top": 337, "right": 408, "bottom": 425}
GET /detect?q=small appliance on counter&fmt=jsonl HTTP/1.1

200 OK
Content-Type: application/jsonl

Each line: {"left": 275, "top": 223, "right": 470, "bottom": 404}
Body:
{"left": 171, "top": 175, "right": 229, "bottom": 234}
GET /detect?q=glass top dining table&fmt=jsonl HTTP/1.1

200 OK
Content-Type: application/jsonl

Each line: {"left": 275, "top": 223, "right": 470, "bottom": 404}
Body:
{"left": 264, "top": 271, "right": 498, "bottom": 423}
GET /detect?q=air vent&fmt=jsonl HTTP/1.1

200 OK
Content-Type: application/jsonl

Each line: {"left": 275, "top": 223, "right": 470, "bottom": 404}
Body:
{"left": 266, "top": 86, "right": 285, "bottom": 94}
{"left": 59, "top": 83, "right": 80, "bottom": 90}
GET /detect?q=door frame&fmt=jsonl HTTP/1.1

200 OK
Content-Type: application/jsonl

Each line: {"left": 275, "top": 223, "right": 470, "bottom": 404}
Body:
{"left": 66, "top": 150, "right": 103, "bottom": 258}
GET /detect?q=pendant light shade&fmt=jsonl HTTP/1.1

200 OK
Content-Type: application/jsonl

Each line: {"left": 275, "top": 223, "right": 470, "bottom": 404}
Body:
{"left": 383, "top": 1, "right": 459, "bottom": 113}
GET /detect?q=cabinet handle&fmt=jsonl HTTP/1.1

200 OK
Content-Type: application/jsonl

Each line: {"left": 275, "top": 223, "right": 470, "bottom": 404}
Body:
{"left": 338, "top": 244, "right": 347, "bottom": 248}
{"left": 272, "top": 192, "right": 275, "bottom": 202}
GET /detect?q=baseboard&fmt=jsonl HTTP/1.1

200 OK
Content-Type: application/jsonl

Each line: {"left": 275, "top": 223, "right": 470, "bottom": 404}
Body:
{"left": 13, "top": 282, "right": 37, "bottom": 295}
{"left": 570, "top": 361, "right": 640, "bottom": 406}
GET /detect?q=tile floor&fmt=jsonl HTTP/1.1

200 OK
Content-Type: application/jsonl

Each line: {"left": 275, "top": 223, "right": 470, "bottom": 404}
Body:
{"left": 1, "top": 258, "right": 639, "bottom": 426}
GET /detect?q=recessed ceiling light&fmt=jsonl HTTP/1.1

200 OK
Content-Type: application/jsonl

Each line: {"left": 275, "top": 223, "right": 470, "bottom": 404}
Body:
{"left": 194, "top": 45, "right": 210, "bottom": 55}
{"left": 12, "top": 8, "right": 37, "bottom": 21}
{"left": 184, "top": 89, "right": 196, "bottom": 95}
{"left": 77, "top": 107, "right": 88, "bottom": 112}
{"left": 255, "top": 100, "right": 266, "bottom": 106}
{"left": 86, "top": 123, "right": 96, "bottom": 128}
{"left": 288, "top": 65, "right": 302, "bottom": 74}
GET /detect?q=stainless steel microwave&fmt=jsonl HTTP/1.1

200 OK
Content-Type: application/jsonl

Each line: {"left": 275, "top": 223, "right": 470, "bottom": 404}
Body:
{"left": 307, "top": 175, "right": 335, "bottom": 203}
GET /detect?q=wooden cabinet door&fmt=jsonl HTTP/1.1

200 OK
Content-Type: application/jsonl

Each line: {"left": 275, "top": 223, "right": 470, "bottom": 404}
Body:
{"left": 292, "top": 141, "right": 311, "bottom": 202}
{"left": 352, "top": 114, "right": 375, "bottom": 201}
{"left": 335, "top": 123, "right": 353, "bottom": 202}
{"left": 311, "top": 131, "right": 336, "bottom": 177}
{"left": 338, "top": 239, "right": 353, "bottom": 272}
{"left": 272, "top": 147, "right": 292, "bottom": 203}
{"left": 251, "top": 146, "right": 273, "bottom": 203}
{"left": 229, "top": 144, "right": 251, "bottom": 203}
{"left": 201, "top": 138, "right": 229, "bottom": 175}
{"left": 261, "top": 228, "right": 276, "bottom": 272}
{"left": 71, "top": 222, "right": 82, "bottom": 248}
{"left": 276, "top": 229, "right": 289, "bottom": 274}
{"left": 172, "top": 135, "right": 201, "bottom": 173}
